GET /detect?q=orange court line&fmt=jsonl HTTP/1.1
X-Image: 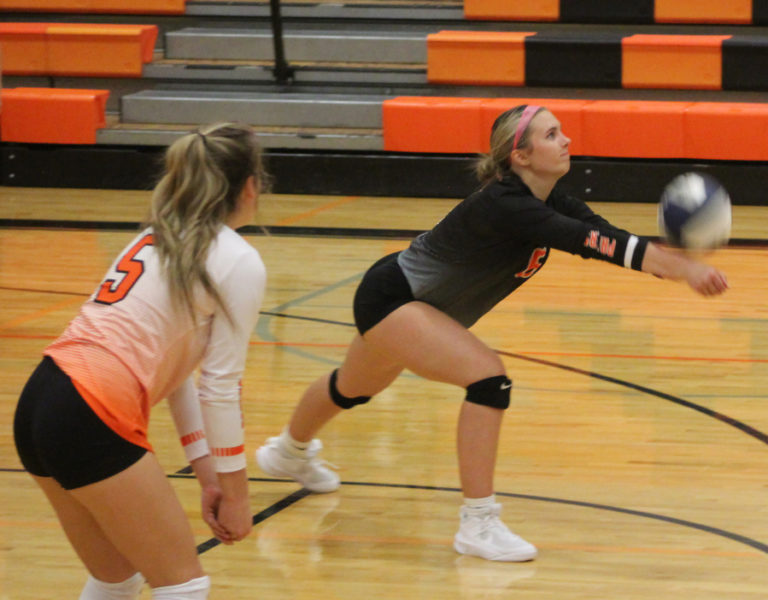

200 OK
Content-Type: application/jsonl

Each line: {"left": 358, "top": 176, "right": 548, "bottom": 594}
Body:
{"left": 250, "top": 530, "right": 761, "bottom": 558}
{"left": 272, "top": 196, "right": 361, "bottom": 226}
{"left": 0, "top": 333, "right": 57, "bottom": 340}
{"left": 0, "top": 296, "right": 83, "bottom": 332}
{"left": 539, "top": 542, "right": 760, "bottom": 558}
{"left": 0, "top": 334, "right": 762, "bottom": 361}
{"left": 3, "top": 519, "right": 761, "bottom": 560}
{"left": 0, "top": 519, "right": 63, "bottom": 531}
{"left": 250, "top": 340, "right": 348, "bottom": 348}
{"left": 515, "top": 350, "right": 768, "bottom": 364}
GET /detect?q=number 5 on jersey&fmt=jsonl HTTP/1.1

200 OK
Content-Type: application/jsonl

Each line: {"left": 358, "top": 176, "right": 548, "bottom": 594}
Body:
{"left": 515, "top": 247, "right": 548, "bottom": 279}
{"left": 95, "top": 234, "right": 154, "bottom": 305}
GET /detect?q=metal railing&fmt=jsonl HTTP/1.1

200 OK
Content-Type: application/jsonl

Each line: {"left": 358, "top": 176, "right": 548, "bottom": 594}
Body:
{"left": 269, "top": 0, "right": 294, "bottom": 85}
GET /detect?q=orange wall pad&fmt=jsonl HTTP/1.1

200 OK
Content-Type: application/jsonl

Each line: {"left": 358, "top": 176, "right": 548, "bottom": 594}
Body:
{"left": 0, "top": 23, "right": 49, "bottom": 75}
{"left": 0, "top": 88, "right": 109, "bottom": 144}
{"left": 0, "top": 0, "right": 185, "bottom": 14}
{"left": 579, "top": 101, "right": 693, "bottom": 159}
{"left": 622, "top": 34, "right": 730, "bottom": 90}
{"left": 463, "top": 0, "right": 559, "bottom": 21}
{"left": 427, "top": 31, "right": 534, "bottom": 86}
{"left": 684, "top": 103, "right": 768, "bottom": 161}
{"left": 654, "top": 0, "right": 752, "bottom": 24}
{"left": 479, "top": 98, "right": 589, "bottom": 155}
{"left": 382, "top": 97, "right": 487, "bottom": 153}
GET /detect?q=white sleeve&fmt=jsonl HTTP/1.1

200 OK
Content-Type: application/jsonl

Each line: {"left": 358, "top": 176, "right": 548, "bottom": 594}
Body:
{"left": 198, "top": 246, "right": 266, "bottom": 472}
{"left": 167, "top": 375, "right": 210, "bottom": 463}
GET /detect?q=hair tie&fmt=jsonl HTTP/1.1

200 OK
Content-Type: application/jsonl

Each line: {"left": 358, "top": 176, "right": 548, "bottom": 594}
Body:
{"left": 195, "top": 130, "right": 210, "bottom": 149}
{"left": 512, "top": 104, "right": 541, "bottom": 150}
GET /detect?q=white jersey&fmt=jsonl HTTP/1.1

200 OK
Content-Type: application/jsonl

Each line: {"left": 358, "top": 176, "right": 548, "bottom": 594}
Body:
{"left": 45, "top": 225, "right": 265, "bottom": 472}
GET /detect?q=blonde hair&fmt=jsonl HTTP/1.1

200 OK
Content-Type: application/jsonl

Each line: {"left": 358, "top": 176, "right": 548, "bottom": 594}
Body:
{"left": 475, "top": 104, "right": 546, "bottom": 185}
{"left": 147, "top": 122, "right": 267, "bottom": 321}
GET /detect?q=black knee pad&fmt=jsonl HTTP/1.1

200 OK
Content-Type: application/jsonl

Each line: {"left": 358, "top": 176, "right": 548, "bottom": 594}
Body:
{"left": 328, "top": 369, "right": 372, "bottom": 409}
{"left": 465, "top": 375, "right": 512, "bottom": 410}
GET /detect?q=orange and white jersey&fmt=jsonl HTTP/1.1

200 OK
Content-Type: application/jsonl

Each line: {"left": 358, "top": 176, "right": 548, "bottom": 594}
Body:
{"left": 45, "top": 225, "right": 265, "bottom": 472}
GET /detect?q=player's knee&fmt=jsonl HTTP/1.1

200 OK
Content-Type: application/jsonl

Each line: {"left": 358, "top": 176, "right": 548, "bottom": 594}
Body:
{"left": 152, "top": 575, "right": 210, "bottom": 599}
{"left": 465, "top": 375, "right": 512, "bottom": 410}
{"left": 328, "top": 369, "right": 372, "bottom": 409}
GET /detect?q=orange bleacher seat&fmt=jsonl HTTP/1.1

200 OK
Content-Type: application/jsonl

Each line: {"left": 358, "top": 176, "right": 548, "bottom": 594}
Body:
{"left": 0, "top": 23, "right": 49, "bottom": 75}
{"left": 0, "top": 0, "right": 185, "bottom": 15}
{"left": 0, "top": 87, "right": 109, "bottom": 144}
{"left": 622, "top": 35, "right": 730, "bottom": 90}
{"left": 479, "top": 98, "right": 589, "bottom": 154}
{"left": 581, "top": 100, "right": 693, "bottom": 158}
{"left": 427, "top": 31, "right": 535, "bottom": 85}
{"left": 654, "top": 0, "right": 752, "bottom": 24}
{"left": 382, "top": 97, "right": 487, "bottom": 153}
{"left": 46, "top": 24, "right": 157, "bottom": 76}
{"left": 0, "top": 23, "right": 157, "bottom": 77}
{"left": 383, "top": 96, "right": 768, "bottom": 161}
{"left": 383, "top": 97, "right": 588, "bottom": 155}
{"left": 463, "top": 0, "right": 559, "bottom": 21}
{"left": 684, "top": 102, "right": 768, "bottom": 161}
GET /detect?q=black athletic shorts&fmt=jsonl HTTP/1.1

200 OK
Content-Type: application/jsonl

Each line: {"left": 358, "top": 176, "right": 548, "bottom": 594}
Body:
{"left": 353, "top": 251, "right": 415, "bottom": 335}
{"left": 13, "top": 356, "right": 147, "bottom": 490}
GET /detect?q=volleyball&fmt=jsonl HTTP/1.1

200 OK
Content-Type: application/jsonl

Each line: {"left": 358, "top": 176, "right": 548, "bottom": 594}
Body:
{"left": 658, "top": 172, "right": 732, "bottom": 249}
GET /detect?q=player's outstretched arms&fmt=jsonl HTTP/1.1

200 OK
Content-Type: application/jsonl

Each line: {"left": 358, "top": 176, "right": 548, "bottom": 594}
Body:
{"left": 641, "top": 243, "right": 729, "bottom": 297}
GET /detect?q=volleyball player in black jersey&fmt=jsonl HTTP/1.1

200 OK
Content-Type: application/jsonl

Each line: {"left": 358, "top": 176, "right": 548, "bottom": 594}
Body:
{"left": 256, "top": 104, "right": 729, "bottom": 562}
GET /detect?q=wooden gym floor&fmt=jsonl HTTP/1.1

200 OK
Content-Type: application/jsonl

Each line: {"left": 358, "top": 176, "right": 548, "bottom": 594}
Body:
{"left": 1, "top": 186, "right": 767, "bottom": 599}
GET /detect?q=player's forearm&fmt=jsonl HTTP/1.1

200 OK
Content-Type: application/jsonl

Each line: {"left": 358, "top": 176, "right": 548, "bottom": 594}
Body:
{"left": 640, "top": 242, "right": 691, "bottom": 281}
{"left": 217, "top": 468, "right": 249, "bottom": 501}
{"left": 189, "top": 454, "right": 219, "bottom": 490}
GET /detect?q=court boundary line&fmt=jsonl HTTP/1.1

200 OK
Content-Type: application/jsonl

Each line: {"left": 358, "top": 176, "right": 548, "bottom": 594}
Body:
{"left": 1, "top": 220, "right": 766, "bottom": 246}
{"left": 161, "top": 474, "right": 768, "bottom": 557}
{"left": 3, "top": 467, "right": 766, "bottom": 556}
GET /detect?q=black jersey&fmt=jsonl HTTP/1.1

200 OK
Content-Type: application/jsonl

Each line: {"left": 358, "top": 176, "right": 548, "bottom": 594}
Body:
{"left": 397, "top": 173, "right": 648, "bottom": 327}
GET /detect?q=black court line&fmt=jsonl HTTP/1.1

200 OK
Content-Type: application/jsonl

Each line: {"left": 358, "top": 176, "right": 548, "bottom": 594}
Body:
{"left": 260, "top": 310, "right": 357, "bottom": 328}
{"left": 4, "top": 466, "right": 765, "bottom": 556}
{"left": 164, "top": 474, "right": 768, "bottom": 557}
{"left": 497, "top": 350, "right": 768, "bottom": 447}
{"left": 255, "top": 311, "right": 768, "bottom": 450}
{"left": 344, "top": 481, "right": 768, "bottom": 555}
{"left": 0, "top": 219, "right": 423, "bottom": 239}
{"left": 1, "top": 218, "right": 767, "bottom": 246}
{"left": 194, "top": 488, "right": 311, "bottom": 554}
{"left": 5, "top": 280, "right": 768, "bottom": 557}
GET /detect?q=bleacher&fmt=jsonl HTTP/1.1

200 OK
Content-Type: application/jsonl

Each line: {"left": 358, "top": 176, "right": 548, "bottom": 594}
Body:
{"left": 1, "top": 0, "right": 768, "bottom": 202}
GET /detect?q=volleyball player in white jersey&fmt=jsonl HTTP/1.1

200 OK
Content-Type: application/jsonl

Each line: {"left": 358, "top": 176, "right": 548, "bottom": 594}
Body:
{"left": 14, "top": 123, "right": 267, "bottom": 599}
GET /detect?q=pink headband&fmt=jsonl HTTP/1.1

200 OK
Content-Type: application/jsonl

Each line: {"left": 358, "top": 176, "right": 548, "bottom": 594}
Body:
{"left": 512, "top": 104, "right": 542, "bottom": 150}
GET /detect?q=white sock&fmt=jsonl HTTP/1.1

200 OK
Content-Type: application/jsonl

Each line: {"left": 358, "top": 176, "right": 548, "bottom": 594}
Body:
{"left": 279, "top": 428, "right": 311, "bottom": 457}
{"left": 463, "top": 494, "right": 496, "bottom": 512}
{"left": 152, "top": 575, "right": 210, "bottom": 599}
{"left": 79, "top": 572, "right": 145, "bottom": 600}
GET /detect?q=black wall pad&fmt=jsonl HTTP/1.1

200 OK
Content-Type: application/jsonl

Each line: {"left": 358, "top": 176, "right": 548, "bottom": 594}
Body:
{"left": 265, "top": 151, "right": 479, "bottom": 198}
{"left": 753, "top": 0, "right": 768, "bottom": 24}
{"left": 2, "top": 145, "right": 767, "bottom": 205}
{"left": 559, "top": 0, "right": 654, "bottom": 23}
{"left": 723, "top": 37, "right": 768, "bottom": 90}
{"left": 561, "top": 161, "right": 768, "bottom": 206}
{"left": 1, "top": 145, "right": 164, "bottom": 191}
{"left": 524, "top": 33, "right": 623, "bottom": 88}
